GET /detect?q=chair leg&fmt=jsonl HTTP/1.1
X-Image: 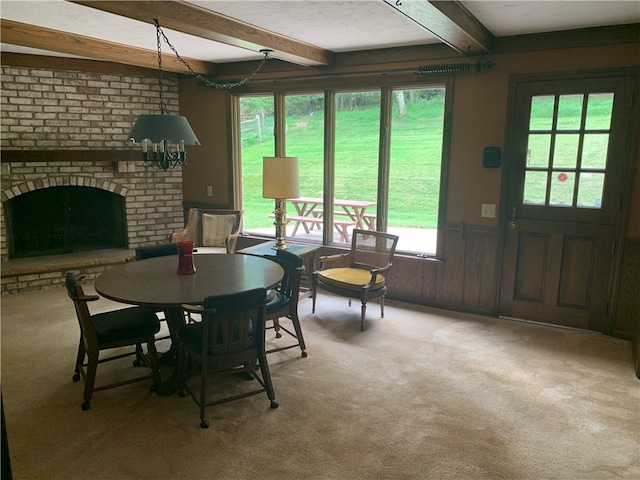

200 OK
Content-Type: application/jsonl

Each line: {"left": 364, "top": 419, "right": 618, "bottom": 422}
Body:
{"left": 273, "top": 318, "right": 282, "bottom": 338}
{"left": 146, "top": 338, "right": 161, "bottom": 390}
{"left": 199, "top": 357, "right": 208, "bottom": 429}
{"left": 380, "top": 295, "right": 385, "bottom": 319}
{"left": 258, "top": 353, "right": 279, "bottom": 410}
{"left": 289, "top": 312, "right": 307, "bottom": 357}
{"left": 360, "top": 302, "right": 367, "bottom": 331}
{"left": 82, "top": 351, "right": 99, "bottom": 410}
{"left": 73, "top": 336, "right": 85, "bottom": 382}
{"left": 177, "top": 345, "right": 189, "bottom": 398}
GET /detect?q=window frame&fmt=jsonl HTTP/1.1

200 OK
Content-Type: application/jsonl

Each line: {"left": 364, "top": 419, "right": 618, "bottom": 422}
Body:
{"left": 232, "top": 75, "right": 453, "bottom": 259}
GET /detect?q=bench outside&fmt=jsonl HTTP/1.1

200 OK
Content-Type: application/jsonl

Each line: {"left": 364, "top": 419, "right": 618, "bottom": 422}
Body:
{"left": 270, "top": 214, "right": 356, "bottom": 243}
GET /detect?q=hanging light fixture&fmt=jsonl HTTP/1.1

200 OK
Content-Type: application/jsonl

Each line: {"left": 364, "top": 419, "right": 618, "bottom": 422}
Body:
{"left": 129, "top": 19, "right": 273, "bottom": 171}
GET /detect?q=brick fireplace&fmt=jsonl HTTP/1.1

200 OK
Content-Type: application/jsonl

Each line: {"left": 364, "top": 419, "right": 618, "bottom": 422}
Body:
{"left": 1, "top": 65, "right": 186, "bottom": 293}
{"left": 0, "top": 153, "right": 184, "bottom": 293}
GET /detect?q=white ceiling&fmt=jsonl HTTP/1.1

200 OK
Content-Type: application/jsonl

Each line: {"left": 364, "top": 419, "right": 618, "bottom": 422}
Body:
{"left": 1, "top": 0, "right": 638, "bottom": 66}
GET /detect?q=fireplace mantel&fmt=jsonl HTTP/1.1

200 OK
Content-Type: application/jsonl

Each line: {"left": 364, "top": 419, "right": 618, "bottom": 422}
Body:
{"left": 1, "top": 150, "right": 139, "bottom": 163}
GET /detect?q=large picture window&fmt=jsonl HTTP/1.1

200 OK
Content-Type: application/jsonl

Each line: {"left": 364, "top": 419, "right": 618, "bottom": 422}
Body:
{"left": 237, "top": 81, "right": 449, "bottom": 257}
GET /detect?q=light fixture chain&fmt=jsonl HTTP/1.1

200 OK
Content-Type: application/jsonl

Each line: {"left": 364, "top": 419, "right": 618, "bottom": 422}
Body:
{"left": 155, "top": 19, "right": 167, "bottom": 114}
{"left": 156, "top": 22, "right": 271, "bottom": 90}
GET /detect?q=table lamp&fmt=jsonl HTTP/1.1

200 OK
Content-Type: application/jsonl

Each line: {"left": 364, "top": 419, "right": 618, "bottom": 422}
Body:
{"left": 263, "top": 156, "right": 300, "bottom": 250}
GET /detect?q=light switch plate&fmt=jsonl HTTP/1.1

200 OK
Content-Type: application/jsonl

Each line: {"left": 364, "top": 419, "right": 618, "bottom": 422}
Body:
{"left": 207, "top": 186, "right": 213, "bottom": 196}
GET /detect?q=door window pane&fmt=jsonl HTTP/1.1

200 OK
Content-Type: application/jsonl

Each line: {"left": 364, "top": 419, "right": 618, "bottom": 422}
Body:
{"left": 389, "top": 88, "right": 444, "bottom": 254}
{"left": 527, "top": 134, "right": 551, "bottom": 168}
{"left": 529, "top": 96, "right": 554, "bottom": 130}
{"left": 582, "top": 134, "right": 609, "bottom": 169}
{"left": 577, "top": 172, "right": 605, "bottom": 208}
{"left": 549, "top": 171, "right": 576, "bottom": 207}
{"left": 557, "top": 94, "right": 583, "bottom": 130}
{"left": 553, "top": 134, "right": 580, "bottom": 169}
{"left": 585, "top": 93, "right": 614, "bottom": 130}
{"left": 523, "top": 171, "right": 548, "bottom": 206}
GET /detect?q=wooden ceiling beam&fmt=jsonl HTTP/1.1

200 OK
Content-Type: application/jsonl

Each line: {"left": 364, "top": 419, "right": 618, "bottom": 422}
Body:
{"left": 69, "top": 0, "right": 333, "bottom": 67}
{"left": 383, "top": 0, "right": 493, "bottom": 55}
{"left": 0, "top": 19, "right": 216, "bottom": 74}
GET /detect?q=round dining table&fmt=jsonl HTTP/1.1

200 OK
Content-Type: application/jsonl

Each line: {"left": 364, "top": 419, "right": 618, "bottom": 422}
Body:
{"left": 94, "top": 253, "right": 284, "bottom": 395}
{"left": 95, "top": 253, "right": 284, "bottom": 307}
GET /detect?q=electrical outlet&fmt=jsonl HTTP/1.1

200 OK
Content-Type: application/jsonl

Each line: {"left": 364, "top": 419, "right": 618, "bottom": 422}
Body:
{"left": 207, "top": 186, "right": 213, "bottom": 196}
{"left": 481, "top": 203, "right": 496, "bottom": 218}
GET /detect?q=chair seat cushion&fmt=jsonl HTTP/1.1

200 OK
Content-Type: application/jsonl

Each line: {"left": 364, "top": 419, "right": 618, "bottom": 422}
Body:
{"left": 318, "top": 267, "right": 385, "bottom": 292}
{"left": 266, "top": 291, "right": 290, "bottom": 313}
{"left": 92, "top": 307, "right": 160, "bottom": 344}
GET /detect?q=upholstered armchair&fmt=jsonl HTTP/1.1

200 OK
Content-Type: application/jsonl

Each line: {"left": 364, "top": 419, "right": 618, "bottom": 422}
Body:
{"left": 312, "top": 229, "right": 399, "bottom": 331}
{"left": 171, "top": 208, "right": 242, "bottom": 254}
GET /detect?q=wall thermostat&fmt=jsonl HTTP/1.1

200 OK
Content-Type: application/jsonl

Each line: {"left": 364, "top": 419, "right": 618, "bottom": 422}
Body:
{"left": 483, "top": 147, "right": 501, "bottom": 168}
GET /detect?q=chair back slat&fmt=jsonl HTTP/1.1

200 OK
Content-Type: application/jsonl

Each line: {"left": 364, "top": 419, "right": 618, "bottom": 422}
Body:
{"left": 351, "top": 229, "right": 399, "bottom": 270}
{"left": 197, "top": 288, "right": 267, "bottom": 361}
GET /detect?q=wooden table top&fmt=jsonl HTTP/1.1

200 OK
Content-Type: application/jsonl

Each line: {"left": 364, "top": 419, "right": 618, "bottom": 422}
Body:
{"left": 94, "top": 254, "right": 284, "bottom": 307}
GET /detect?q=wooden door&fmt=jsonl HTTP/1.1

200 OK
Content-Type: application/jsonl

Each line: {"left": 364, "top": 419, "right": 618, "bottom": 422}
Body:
{"left": 499, "top": 72, "right": 638, "bottom": 332}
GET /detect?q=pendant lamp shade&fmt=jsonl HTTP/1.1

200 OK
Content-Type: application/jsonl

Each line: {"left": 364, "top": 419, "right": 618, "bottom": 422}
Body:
{"left": 129, "top": 115, "right": 200, "bottom": 145}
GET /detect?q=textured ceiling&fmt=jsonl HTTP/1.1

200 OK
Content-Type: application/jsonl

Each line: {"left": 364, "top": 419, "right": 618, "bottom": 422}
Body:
{"left": 1, "top": 0, "right": 638, "bottom": 65}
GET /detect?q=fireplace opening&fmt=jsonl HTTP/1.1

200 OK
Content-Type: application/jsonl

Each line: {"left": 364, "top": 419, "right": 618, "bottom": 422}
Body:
{"left": 4, "top": 186, "right": 127, "bottom": 258}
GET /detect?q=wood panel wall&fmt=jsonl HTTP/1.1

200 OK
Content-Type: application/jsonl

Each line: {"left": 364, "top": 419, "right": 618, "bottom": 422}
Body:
{"left": 384, "top": 224, "right": 499, "bottom": 315}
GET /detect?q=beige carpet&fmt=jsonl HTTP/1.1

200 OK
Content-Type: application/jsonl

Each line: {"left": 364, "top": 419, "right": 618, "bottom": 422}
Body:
{"left": 1, "top": 285, "right": 639, "bottom": 480}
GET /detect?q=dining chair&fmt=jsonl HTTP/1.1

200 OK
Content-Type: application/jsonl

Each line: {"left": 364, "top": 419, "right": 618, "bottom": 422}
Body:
{"left": 178, "top": 288, "right": 278, "bottom": 428}
{"left": 265, "top": 249, "right": 307, "bottom": 357}
{"left": 311, "top": 229, "right": 399, "bottom": 331}
{"left": 65, "top": 272, "right": 161, "bottom": 410}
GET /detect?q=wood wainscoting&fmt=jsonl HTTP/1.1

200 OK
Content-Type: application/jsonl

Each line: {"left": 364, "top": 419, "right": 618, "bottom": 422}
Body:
{"left": 387, "top": 224, "right": 500, "bottom": 316}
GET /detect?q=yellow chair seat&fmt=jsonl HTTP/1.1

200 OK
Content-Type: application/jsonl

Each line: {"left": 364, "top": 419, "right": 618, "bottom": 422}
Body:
{"left": 317, "top": 267, "right": 385, "bottom": 292}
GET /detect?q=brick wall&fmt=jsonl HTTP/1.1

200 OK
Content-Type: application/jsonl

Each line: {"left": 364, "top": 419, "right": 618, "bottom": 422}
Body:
{"left": 0, "top": 65, "right": 187, "bottom": 293}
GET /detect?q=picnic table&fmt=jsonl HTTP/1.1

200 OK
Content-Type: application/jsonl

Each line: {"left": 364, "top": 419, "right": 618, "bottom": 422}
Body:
{"left": 285, "top": 197, "right": 377, "bottom": 242}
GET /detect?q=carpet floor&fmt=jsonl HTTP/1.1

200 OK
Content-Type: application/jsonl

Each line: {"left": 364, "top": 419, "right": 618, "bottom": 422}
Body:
{"left": 1, "top": 284, "right": 639, "bottom": 480}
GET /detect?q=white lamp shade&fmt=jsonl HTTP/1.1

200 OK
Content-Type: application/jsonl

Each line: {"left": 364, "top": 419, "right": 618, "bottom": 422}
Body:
{"left": 263, "top": 157, "right": 300, "bottom": 199}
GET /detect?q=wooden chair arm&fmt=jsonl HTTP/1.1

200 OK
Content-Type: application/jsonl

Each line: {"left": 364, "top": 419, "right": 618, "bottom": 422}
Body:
{"left": 361, "top": 265, "right": 391, "bottom": 290}
{"left": 78, "top": 294, "right": 100, "bottom": 302}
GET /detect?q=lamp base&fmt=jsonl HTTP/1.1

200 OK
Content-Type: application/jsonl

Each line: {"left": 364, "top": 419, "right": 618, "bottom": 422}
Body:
{"left": 272, "top": 198, "right": 289, "bottom": 250}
